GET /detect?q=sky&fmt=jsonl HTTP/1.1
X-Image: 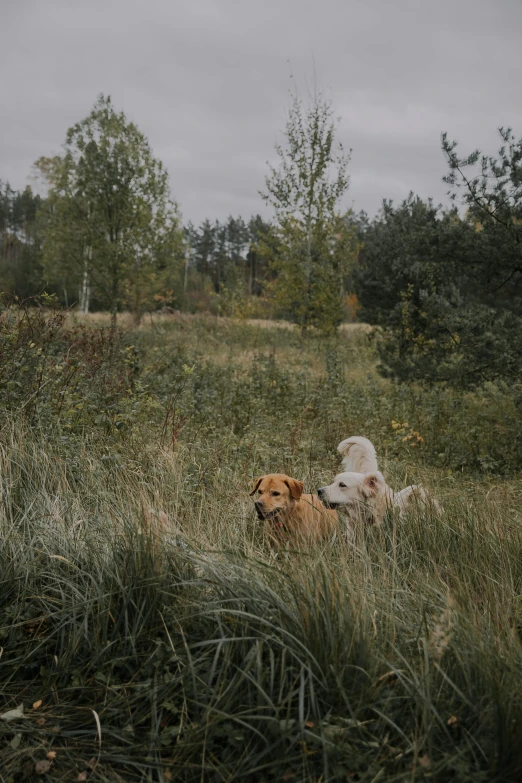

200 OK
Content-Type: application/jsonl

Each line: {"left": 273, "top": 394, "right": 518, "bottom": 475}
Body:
{"left": 2, "top": 0, "right": 522, "bottom": 225}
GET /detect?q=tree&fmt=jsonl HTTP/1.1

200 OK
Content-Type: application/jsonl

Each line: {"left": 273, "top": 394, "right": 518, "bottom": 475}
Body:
{"left": 185, "top": 216, "right": 257, "bottom": 294}
{"left": 442, "top": 127, "right": 522, "bottom": 308}
{"left": 246, "top": 215, "right": 273, "bottom": 296}
{"left": 261, "top": 91, "right": 356, "bottom": 333}
{"left": 39, "top": 95, "right": 184, "bottom": 323}
{"left": 356, "top": 129, "right": 522, "bottom": 388}
{"left": 0, "top": 181, "right": 44, "bottom": 298}
{"left": 352, "top": 196, "right": 472, "bottom": 327}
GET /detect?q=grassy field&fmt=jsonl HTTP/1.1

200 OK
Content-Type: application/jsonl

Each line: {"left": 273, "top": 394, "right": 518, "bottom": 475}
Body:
{"left": 2, "top": 310, "right": 522, "bottom": 782}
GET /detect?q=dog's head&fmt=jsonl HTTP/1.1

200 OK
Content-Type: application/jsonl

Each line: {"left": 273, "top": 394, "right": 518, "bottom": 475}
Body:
{"left": 317, "top": 471, "right": 385, "bottom": 514}
{"left": 250, "top": 474, "right": 304, "bottom": 521}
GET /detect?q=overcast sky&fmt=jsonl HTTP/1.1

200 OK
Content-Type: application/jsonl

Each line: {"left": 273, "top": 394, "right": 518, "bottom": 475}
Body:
{"left": 2, "top": 0, "right": 522, "bottom": 225}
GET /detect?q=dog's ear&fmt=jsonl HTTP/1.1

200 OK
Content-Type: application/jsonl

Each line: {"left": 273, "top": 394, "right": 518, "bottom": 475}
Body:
{"left": 250, "top": 477, "right": 263, "bottom": 496}
{"left": 284, "top": 478, "right": 304, "bottom": 500}
{"left": 361, "top": 472, "right": 382, "bottom": 498}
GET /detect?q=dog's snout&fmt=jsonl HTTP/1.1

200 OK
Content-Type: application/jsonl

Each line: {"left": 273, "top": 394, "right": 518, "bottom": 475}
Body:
{"left": 254, "top": 500, "right": 264, "bottom": 509}
{"left": 317, "top": 487, "right": 325, "bottom": 499}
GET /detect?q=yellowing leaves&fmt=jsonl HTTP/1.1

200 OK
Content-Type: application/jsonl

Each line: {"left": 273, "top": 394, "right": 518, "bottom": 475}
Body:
{"left": 391, "top": 421, "right": 424, "bottom": 447}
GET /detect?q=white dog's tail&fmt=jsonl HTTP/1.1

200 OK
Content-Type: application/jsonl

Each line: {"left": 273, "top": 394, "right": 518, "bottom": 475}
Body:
{"left": 394, "top": 485, "right": 442, "bottom": 517}
{"left": 337, "top": 436, "right": 379, "bottom": 474}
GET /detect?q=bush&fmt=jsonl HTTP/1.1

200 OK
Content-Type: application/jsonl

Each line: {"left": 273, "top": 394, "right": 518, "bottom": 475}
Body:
{"left": 0, "top": 296, "right": 159, "bottom": 441}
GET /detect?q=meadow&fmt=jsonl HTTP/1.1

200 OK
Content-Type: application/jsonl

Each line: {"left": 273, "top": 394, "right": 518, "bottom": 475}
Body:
{"left": 1, "top": 306, "right": 522, "bottom": 782}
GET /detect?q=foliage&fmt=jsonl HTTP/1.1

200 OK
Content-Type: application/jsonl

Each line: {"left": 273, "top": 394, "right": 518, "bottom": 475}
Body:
{"left": 3, "top": 301, "right": 522, "bottom": 474}
{"left": 0, "top": 296, "right": 158, "bottom": 439}
{"left": 183, "top": 215, "right": 274, "bottom": 315}
{"left": 351, "top": 198, "right": 467, "bottom": 326}
{"left": 355, "top": 129, "right": 522, "bottom": 388}
{"left": 37, "top": 95, "right": 184, "bottom": 322}
{"left": 262, "top": 92, "right": 358, "bottom": 334}
{"left": 2, "top": 313, "right": 522, "bottom": 779}
{"left": 0, "top": 181, "right": 44, "bottom": 298}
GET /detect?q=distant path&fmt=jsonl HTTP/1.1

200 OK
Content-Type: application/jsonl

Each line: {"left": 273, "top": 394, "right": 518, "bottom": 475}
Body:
{"left": 69, "top": 311, "right": 372, "bottom": 332}
{"left": 242, "top": 318, "right": 371, "bottom": 332}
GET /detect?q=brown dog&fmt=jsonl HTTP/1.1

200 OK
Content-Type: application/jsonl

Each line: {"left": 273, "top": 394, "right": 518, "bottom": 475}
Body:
{"left": 250, "top": 473, "right": 338, "bottom": 546}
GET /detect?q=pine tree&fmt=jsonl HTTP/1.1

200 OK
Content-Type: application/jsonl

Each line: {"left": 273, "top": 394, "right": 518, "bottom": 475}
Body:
{"left": 355, "top": 128, "right": 522, "bottom": 387}
{"left": 0, "top": 181, "right": 44, "bottom": 298}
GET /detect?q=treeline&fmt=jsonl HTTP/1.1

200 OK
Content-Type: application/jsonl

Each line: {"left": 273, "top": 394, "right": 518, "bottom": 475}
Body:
{"left": 0, "top": 182, "right": 43, "bottom": 298}
{"left": 0, "top": 182, "right": 272, "bottom": 315}
{"left": 0, "top": 93, "right": 359, "bottom": 332}
{"left": 0, "top": 95, "right": 281, "bottom": 324}
{"left": 2, "top": 91, "right": 522, "bottom": 390}
{"left": 183, "top": 215, "right": 273, "bottom": 315}
{"left": 0, "top": 181, "right": 276, "bottom": 319}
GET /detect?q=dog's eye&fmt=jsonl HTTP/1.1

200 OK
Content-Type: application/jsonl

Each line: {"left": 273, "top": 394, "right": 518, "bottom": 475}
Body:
{"left": 338, "top": 482, "right": 346, "bottom": 488}
{"left": 271, "top": 491, "right": 280, "bottom": 497}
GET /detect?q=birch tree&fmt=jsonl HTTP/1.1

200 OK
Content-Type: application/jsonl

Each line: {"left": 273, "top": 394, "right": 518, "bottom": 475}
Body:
{"left": 262, "top": 91, "right": 356, "bottom": 333}
{"left": 39, "top": 95, "right": 184, "bottom": 323}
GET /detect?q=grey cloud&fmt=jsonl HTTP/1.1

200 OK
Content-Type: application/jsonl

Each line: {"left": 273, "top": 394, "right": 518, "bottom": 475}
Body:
{"left": 2, "top": 0, "right": 522, "bottom": 224}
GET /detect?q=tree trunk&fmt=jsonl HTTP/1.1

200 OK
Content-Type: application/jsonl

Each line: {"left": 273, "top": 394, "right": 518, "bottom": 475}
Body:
{"left": 110, "top": 269, "right": 119, "bottom": 332}
{"left": 302, "top": 220, "right": 312, "bottom": 336}
{"left": 184, "top": 250, "right": 189, "bottom": 293}
{"left": 79, "top": 247, "right": 91, "bottom": 314}
{"left": 134, "top": 294, "right": 142, "bottom": 325}
{"left": 247, "top": 247, "right": 256, "bottom": 296}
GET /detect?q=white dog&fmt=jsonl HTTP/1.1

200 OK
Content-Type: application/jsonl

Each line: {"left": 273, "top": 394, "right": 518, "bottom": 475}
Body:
{"left": 318, "top": 436, "right": 440, "bottom": 529}
{"left": 337, "top": 435, "right": 379, "bottom": 474}
{"left": 317, "top": 470, "right": 439, "bottom": 527}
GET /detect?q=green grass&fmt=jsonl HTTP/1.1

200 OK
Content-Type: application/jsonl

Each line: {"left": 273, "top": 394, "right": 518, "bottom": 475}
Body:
{"left": 1, "top": 311, "right": 522, "bottom": 781}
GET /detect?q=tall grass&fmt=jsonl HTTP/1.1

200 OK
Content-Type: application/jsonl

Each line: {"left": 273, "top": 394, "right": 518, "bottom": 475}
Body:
{"left": 1, "top": 307, "right": 522, "bottom": 781}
